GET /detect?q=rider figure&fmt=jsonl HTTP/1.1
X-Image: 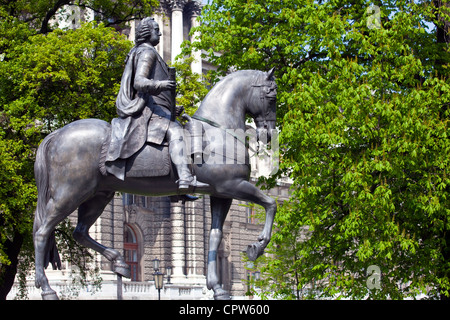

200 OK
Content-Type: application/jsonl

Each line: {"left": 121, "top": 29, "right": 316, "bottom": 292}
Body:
{"left": 106, "top": 17, "right": 208, "bottom": 190}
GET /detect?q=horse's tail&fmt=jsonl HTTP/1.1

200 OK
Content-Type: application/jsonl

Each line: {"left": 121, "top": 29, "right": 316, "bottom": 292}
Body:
{"left": 33, "top": 129, "right": 62, "bottom": 270}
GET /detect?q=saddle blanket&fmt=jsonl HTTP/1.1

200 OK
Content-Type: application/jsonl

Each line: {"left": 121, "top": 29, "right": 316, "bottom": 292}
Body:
{"left": 125, "top": 143, "right": 171, "bottom": 178}
{"left": 103, "top": 142, "right": 171, "bottom": 180}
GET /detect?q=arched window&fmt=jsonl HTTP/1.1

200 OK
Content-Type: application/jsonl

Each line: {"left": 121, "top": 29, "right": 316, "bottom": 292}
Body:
{"left": 124, "top": 224, "right": 140, "bottom": 281}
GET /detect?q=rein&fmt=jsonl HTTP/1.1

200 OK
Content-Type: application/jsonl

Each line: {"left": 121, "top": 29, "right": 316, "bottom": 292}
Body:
{"left": 191, "top": 114, "right": 257, "bottom": 153}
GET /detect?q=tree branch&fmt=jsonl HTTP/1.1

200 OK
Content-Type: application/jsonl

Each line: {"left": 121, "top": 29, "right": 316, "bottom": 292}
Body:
{"left": 39, "top": 0, "right": 72, "bottom": 34}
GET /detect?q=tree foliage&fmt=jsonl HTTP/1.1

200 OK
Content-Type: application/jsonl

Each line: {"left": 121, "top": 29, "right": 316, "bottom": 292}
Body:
{"left": 193, "top": 0, "right": 450, "bottom": 299}
{"left": 1, "top": 0, "right": 159, "bottom": 34}
{"left": 0, "top": 5, "right": 133, "bottom": 298}
{"left": 171, "top": 41, "right": 211, "bottom": 118}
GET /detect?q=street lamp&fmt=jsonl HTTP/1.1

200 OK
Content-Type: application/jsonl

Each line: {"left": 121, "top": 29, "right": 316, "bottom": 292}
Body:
{"left": 154, "top": 271, "right": 164, "bottom": 300}
{"left": 166, "top": 266, "right": 172, "bottom": 284}
{"left": 152, "top": 257, "right": 160, "bottom": 272}
{"left": 252, "top": 271, "right": 261, "bottom": 298}
{"left": 152, "top": 258, "right": 164, "bottom": 300}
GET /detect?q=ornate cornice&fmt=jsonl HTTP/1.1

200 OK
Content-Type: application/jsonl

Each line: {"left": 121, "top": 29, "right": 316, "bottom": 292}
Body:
{"left": 159, "top": 0, "right": 202, "bottom": 17}
{"left": 185, "top": 0, "right": 202, "bottom": 17}
{"left": 162, "top": 0, "right": 188, "bottom": 11}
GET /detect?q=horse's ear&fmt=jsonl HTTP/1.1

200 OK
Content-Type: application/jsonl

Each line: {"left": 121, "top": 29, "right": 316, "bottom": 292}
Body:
{"left": 266, "top": 67, "right": 275, "bottom": 79}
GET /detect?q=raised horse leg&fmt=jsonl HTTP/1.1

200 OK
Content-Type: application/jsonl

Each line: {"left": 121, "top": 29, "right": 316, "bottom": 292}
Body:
{"left": 207, "top": 196, "right": 232, "bottom": 300}
{"left": 220, "top": 179, "right": 277, "bottom": 261}
{"left": 73, "top": 191, "right": 130, "bottom": 278}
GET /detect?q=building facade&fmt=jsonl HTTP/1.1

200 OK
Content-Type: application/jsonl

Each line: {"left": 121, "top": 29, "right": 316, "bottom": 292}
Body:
{"left": 7, "top": 0, "right": 290, "bottom": 300}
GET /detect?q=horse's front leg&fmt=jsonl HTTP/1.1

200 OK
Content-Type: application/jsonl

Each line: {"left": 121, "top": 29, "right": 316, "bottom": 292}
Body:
{"left": 207, "top": 197, "right": 232, "bottom": 300}
{"left": 221, "top": 180, "right": 277, "bottom": 261}
{"left": 248, "top": 193, "right": 277, "bottom": 261}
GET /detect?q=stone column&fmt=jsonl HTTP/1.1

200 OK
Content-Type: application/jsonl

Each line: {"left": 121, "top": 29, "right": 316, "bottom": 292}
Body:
{"left": 152, "top": 7, "right": 165, "bottom": 59}
{"left": 189, "top": 1, "right": 203, "bottom": 75}
{"left": 127, "top": 19, "right": 136, "bottom": 43}
{"left": 185, "top": 200, "right": 206, "bottom": 282}
{"left": 170, "top": 201, "right": 185, "bottom": 279}
{"left": 170, "top": 0, "right": 187, "bottom": 62}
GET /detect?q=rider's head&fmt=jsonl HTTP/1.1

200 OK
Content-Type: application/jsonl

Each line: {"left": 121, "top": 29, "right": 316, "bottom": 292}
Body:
{"left": 135, "top": 17, "right": 162, "bottom": 47}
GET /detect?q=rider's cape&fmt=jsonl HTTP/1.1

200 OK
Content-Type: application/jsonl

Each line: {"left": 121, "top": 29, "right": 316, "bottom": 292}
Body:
{"left": 105, "top": 44, "right": 172, "bottom": 179}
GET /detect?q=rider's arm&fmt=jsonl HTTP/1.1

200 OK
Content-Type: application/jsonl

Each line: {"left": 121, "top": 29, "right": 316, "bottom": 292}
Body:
{"left": 133, "top": 49, "right": 162, "bottom": 95}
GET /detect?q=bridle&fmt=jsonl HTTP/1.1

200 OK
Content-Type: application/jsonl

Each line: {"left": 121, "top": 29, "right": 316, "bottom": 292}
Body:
{"left": 251, "top": 78, "right": 277, "bottom": 127}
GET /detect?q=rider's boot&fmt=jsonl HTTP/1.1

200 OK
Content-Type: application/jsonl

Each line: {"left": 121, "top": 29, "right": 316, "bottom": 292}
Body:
{"left": 169, "top": 134, "right": 209, "bottom": 190}
{"left": 176, "top": 162, "right": 209, "bottom": 190}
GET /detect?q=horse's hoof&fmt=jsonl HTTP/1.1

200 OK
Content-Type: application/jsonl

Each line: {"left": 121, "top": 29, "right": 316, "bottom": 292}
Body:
{"left": 247, "top": 242, "right": 263, "bottom": 261}
{"left": 113, "top": 261, "right": 131, "bottom": 279}
{"left": 214, "top": 289, "right": 231, "bottom": 300}
{"left": 41, "top": 290, "right": 59, "bottom": 300}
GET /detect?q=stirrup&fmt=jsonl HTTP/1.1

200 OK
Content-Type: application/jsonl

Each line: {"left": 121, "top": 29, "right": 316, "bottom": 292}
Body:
{"left": 169, "top": 194, "right": 199, "bottom": 202}
{"left": 176, "top": 175, "right": 209, "bottom": 189}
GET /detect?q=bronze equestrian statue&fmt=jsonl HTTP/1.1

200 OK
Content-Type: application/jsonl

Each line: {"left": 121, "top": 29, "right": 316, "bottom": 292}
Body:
{"left": 33, "top": 17, "right": 278, "bottom": 300}
{"left": 105, "top": 17, "right": 208, "bottom": 190}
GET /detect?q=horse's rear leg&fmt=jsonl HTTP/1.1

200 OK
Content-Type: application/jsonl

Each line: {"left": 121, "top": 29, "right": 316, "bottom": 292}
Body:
{"left": 34, "top": 199, "right": 74, "bottom": 300}
{"left": 73, "top": 191, "right": 130, "bottom": 278}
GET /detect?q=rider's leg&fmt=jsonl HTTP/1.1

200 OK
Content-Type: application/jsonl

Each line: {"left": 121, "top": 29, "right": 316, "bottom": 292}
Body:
{"left": 166, "top": 122, "right": 208, "bottom": 189}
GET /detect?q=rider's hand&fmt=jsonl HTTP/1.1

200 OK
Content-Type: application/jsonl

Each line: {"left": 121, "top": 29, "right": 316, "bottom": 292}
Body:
{"left": 159, "top": 80, "right": 176, "bottom": 91}
{"left": 175, "top": 105, "right": 185, "bottom": 117}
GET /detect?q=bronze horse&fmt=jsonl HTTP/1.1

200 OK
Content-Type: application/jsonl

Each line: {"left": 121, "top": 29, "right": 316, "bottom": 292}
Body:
{"left": 33, "top": 69, "right": 277, "bottom": 300}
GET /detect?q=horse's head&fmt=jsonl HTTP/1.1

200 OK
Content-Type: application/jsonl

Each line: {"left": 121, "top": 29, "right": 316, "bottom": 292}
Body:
{"left": 248, "top": 68, "right": 277, "bottom": 143}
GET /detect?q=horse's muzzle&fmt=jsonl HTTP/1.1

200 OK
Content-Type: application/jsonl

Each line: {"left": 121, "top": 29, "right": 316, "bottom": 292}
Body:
{"left": 256, "top": 120, "right": 275, "bottom": 144}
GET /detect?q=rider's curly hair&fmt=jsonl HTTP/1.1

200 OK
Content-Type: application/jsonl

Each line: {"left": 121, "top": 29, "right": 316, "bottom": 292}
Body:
{"left": 135, "top": 17, "right": 155, "bottom": 46}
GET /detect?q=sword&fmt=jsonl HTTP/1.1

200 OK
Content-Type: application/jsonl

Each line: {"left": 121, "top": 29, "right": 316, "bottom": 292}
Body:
{"left": 168, "top": 67, "right": 176, "bottom": 121}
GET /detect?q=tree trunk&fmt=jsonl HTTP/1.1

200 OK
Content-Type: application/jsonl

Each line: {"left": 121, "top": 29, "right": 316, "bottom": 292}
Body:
{"left": 0, "top": 232, "right": 24, "bottom": 300}
{"left": 434, "top": 0, "right": 450, "bottom": 45}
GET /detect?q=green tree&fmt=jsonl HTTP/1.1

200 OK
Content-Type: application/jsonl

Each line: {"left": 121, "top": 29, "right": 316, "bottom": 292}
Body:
{"left": 0, "top": 6, "right": 133, "bottom": 299}
{"left": 193, "top": 0, "right": 450, "bottom": 299}
{"left": 1, "top": 0, "right": 159, "bottom": 34}
{"left": 171, "top": 42, "right": 211, "bottom": 118}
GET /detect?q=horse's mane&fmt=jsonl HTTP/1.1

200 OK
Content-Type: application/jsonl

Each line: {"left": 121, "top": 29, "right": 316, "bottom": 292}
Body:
{"left": 201, "top": 70, "right": 266, "bottom": 103}
{"left": 224, "top": 69, "right": 266, "bottom": 83}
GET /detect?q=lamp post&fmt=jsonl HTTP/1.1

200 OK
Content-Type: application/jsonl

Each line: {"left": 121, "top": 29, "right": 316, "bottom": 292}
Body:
{"left": 153, "top": 257, "right": 160, "bottom": 272}
{"left": 166, "top": 266, "right": 172, "bottom": 284}
{"left": 253, "top": 271, "right": 261, "bottom": 298}
{"left": 154, "top": 271, "right": 164, "bottom": 300}
{"left": 152, "top": 258, "right": 164, "bottom": 300}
